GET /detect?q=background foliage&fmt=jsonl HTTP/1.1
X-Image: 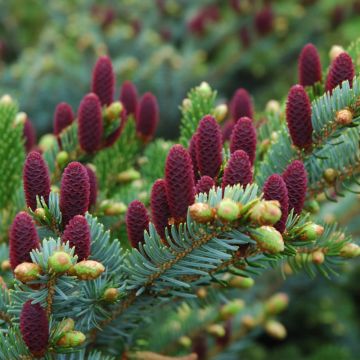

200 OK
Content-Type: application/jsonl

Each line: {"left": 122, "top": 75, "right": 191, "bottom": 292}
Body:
{"left": 0, "top": 0, "right": 359, "bottom": 359}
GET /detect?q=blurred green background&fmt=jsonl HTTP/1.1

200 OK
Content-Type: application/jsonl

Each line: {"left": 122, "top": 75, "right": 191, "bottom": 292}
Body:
{"left": 1, "top": 0, "right": 359, "bottom": 358}
{"left": 1, "top": 0, "right": 360, "bottom": 138}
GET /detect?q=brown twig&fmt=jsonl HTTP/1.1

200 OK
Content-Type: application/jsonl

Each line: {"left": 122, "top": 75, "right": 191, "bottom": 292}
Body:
{"left": 46, "top": 275, "right": 57, "bottom": 318}
{"left": 0, "top": 310, "right": 12, "bottom": 325}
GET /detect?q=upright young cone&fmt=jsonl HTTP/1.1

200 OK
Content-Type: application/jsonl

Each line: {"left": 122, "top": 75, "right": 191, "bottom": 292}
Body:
{"left": 23, "top": 151, "right": 51, "bottom": 211}
{"left": 222, "top": 120, "right": 235, "bottom": 142}
{"left": 196, "top": 176, "right": 215, "bottom": 194}
{"left": 165, "top": 145, "right": 195, "bottom": 222}
{"left": 85, "top": 166, "right": 98, "bottom": 208}
{"left": 230, "top": 117, "right": 257, "bottom": 165}
{"left": 282, "top": 160, "right": 308, "bottom": 215}
{"left": 254, "top": 6, "right": 273, "bottom": 36}
{"left": 62, "top": 215, "right": 90, "bottom": 261}
{"left": 325, "top": 52, "right": 355, "bottom": 92}
{"left": 136, "top": 92, "right": 159, "bottom": 142}
{"left": 150, "top": 179, "right": 170, "bottom": 239}
{"left": 23, "top": 117, "right": 36, "bottom": 153}
{"left": 286, "top": 85, "right": 313, "bottom": 149}
{"left": 20, "top": 300, "right": 49, "bottom": 357}
{"left": 9, "top": 212, "right": 40, "bottom": 270}
{"left": 91, "top": 55, "right": 114, "bottom": 106}
{"left": 189, "top": 133, "right": 199, "bottom": 179}
{"left": 298, "top": 43, "right": 322, "bottom": 86}
{"left": 263, "top": 174, "right": 289, "bottom": 233}
{"left": 60, "top": 162, "right": 90, "bottom": 226}
{"left": 222, "top": 150, "right": 253, "bottom": 188}
{"left": 120, "top": 80, "right": 138, "bottom": 115}
{"left": 78, "top": 93, "right": 103, "bottom": 153}
{"left": 230, "top": 88, "right": 254, "bottom": 121}
{"left": 126, "top": 200, "right": 150, "bottom": 248}
{"left": 53, "top": 102, "right": 74, "bottom": 136}
{"left": 196, "top": 115, "right": 223, "bottom": 178}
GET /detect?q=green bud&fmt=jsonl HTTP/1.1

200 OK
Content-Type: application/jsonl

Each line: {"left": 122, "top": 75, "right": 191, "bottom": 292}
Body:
{"left": 0, "top": 94, "right": 13, "bottom": 105}
{"left": 323, "top": 168, "right": 337, "bottom": 184}
{"left": 305, "top": 200, "right": 320, "bottom": 214}
{"left": 228, "top": 276, "right": 255, "bottom": 289}
{"left": 48, "top": 251, "right": 73, "bottom": 273}
{"left": 207, "top": 324, "right": 225, "bottom": 337}
{"left": 265, "top": 100, "right": 280, "bottom": 114}
{"left": 57, "top": 331, "right": 86, "bottom": 347}
{"left": 259, "top": 139, "right": 271, "bottom": 155}
{"left": 105, "top": 101, "right": 123, "bottom": 120}
{"left": 249, "top": 200, "right": 281, "bottom": 226}
{"left": 103, "top": 202, "right": 127, "bottom": 216}
{"left": 14, "top": 262, "right": 41, "bottom": 283}
{"left": 189, "top": 203, "right": 214, "bottom": 223}
{"left": 178, "top": 336, "right": 192, "bottom": 348}
{"left": 251, "top": 226, "right": 284, "bottom": 254}
{"left": 1, "top": 260, "right": 11, "bottom": 272}
{"left": 14, "top": 112, "right": 27, "bottom": 126}
{"left": 197, "top": 81, "right": 212, "bottom": 97}
{"left": 103, "top": 288, "right": 119, "bottom": 302}
{"left": 58, "top": 318, "right": 75, "bottom": 336}
{"left": 336, "top": 108, "right": 353, "bottom": 125}
{"left": 117, "top": 168, "right": 141, "bottom": 183}
{"left": 217, "top": 199, "right": 241, "bottom": 222}
{"left": 34, "top": 207, "right": 46, "bottom": 221}
{"left": 220, "top": 299, "right": 245, "bottom": 320}
{"left": 295, "top": 252, "right": 309, "bottom": 264}
{"left": 311, "top": 250, "right": 325, "bottom": 265}
{"left": 182, "top": 98, "right": 192, "bottom": 111}
{"left": 73, "top": 260, "right": 105, "bottom": 280}
{"left": 39, "top": 134, "right": 57, "bottom": 152}
{"left": 51, "top": 185, "right": 60, "bottom": 193}
{"left": 265, "top": 292, "right": 289, "bottom": 315}
{"left": 56, "top": 151, "right": 69, "bottom": 168}
{"left": 241, "top": 315, "right": 257, "bottom": 330}
{"left": 298, "top": 223, "right": 324, "bottom": 241}
{"left": 339, "top": 243, "right": 360, "bottom": 258}
{"left": 264, "top": 320, "right": 287, "bottom": 340}
{"left": 214, "top": 104, "right": 228, "bottom": 123}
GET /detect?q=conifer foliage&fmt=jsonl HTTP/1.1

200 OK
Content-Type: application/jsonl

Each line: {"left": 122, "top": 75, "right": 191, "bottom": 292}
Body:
{"left": 0, "top": 39, "right": 359, "bottom": 360}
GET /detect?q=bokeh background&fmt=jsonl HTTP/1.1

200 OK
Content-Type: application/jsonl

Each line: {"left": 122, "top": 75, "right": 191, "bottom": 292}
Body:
{"left": 1, "top": 0, "right": 359, "bottom": 358}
